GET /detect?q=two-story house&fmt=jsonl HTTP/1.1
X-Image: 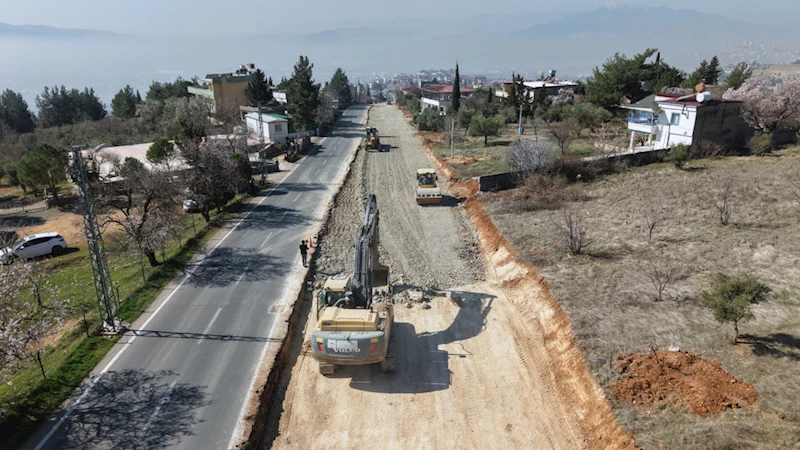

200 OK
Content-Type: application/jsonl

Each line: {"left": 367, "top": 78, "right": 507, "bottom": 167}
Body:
{"left": 622, "top": 91, "right": 747, "bottom": 152}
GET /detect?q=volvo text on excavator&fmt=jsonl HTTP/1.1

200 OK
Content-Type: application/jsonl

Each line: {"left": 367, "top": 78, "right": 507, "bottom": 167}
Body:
{"left": 311, "top": 194, "right": 395, "bottom": 375}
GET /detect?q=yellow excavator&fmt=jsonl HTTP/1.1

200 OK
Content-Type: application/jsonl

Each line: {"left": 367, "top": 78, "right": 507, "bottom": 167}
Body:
{"left": 311, "top": 194, "right": 395, "bottom": 375}
{"left": 366, "top": 127, "right": 381, "bottom": 151}
{"left": 415, "top": 168, "right": 442, "bottom": 205}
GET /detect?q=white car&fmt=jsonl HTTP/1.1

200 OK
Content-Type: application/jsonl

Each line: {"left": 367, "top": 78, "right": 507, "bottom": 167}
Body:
{"left": 0, "top": 232, "right": 67, "bottom": 264}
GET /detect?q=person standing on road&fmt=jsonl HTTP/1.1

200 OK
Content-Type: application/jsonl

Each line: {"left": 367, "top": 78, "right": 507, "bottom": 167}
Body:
{"left": 299, "top": 240, "right": 308, "bottom": 267}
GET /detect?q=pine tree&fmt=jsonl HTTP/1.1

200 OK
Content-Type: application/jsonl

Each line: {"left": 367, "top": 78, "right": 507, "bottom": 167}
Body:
{"left": 725, "top": 62, "right": 753, "bottom": 89}
{"left": 0, "top": 89, "right": 36, "bottom": 133}
{"left": 286, "top": 55, "right": 320, "bottom": 131}
{"left": 245, "top": 68, "right": 273, "bottom": 105}
{"left": 329, "top": 68, "right": 352, "bottom": 108}
{"left": 452, "top": 63, "right": 461, "bottom": 113}
{"left": 268, "top": 76, "right": 273, "bottom": 86}
{"left": 111, "top": 85, "right": 138, "bottom": 118}
{"left": 705, "top": 56, "right": 722, "bottom": 85}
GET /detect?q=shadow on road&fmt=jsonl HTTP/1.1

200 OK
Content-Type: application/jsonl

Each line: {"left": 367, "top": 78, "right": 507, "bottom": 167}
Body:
{"left": 183, "top": 247, "right": 285, "bottom": 288}
{"left": 53, "top": 369, "right": 208, "bottom": 449}
{"left": 335, "top": 292, "right": 495, "bottom": 394}
{"left": 125, "top": 328, "right": 282, "bottom": 343}
{"left": 233, "top": 204, "right": 312, "bottom": 232}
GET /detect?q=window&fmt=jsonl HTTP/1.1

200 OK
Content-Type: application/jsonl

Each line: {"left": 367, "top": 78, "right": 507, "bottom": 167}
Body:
{"left": 275, "top": 124, "right": 282, "bottom": 132}
{"left": 670, "top": 113, "right": 680, "bottom": 126}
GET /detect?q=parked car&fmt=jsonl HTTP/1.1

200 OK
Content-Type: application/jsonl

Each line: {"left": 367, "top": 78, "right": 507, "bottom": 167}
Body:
{"left": 0, "top": 232, "right": 67, "bottom": 264}
{"left": 183, "top": 198, "right": 202, "bottom": 213}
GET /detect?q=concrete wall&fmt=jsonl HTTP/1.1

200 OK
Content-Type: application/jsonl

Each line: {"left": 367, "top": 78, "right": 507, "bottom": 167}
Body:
{"left": 693, "top": 102, "right": 750, "bottom": 151}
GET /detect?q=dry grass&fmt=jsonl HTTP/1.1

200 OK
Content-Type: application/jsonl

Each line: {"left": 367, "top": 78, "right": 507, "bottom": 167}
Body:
{"left": 484, "top": 148, "right": 800, "bottom": 449}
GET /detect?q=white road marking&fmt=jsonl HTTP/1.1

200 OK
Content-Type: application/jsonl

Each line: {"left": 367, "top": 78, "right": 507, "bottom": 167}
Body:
{"left": 139, "top": 380, "right": 177, "bottom": 440}
{"left": 33, "top": 137, "right": 312, "bottom": 450}
{"left": 280, "top": 210, "right": 288, "bottom": 220}
{"left": 227, "top": 268, "right": 302, "bottom": 450}
{"left": 322, "top": 160, "right": 327, "bottom": 166}
{"left": 196, "top": 307, "right": 224, "bottom": 346}
{"left": 314, "top": 169, "right": 320, "bottom": 176}
{"left": 260, "top": 231, "right": 274, "bottom": 248}
{"left": 235, "top": 264, "right": 251, "bottom": 285}
{"left": 294, "top": 193, "right": 301, "bottom": 202}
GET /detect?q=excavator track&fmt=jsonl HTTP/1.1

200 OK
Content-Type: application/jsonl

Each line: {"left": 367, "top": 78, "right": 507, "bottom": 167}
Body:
{"left": 319, "top": 362, "right": 336, "bottom": 376}
{"left": 380, "top": 326, "right": 397, "bottom": 373}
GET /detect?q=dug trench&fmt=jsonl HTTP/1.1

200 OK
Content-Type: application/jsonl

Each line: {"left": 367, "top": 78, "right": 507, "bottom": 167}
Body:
{"left": 250, "top": 104, "right": 634, "bottom": 449}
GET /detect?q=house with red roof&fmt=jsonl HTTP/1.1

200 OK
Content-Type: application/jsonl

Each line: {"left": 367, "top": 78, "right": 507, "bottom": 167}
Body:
{"left": 621, "top": 89, "right": 748, "bottom": 151}
{"left": 419, "top": 84, "right": 476, "bottom": 115}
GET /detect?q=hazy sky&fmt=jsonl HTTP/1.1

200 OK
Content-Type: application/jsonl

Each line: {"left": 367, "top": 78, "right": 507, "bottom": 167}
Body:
{"left": 1, "top": 0, "right": 796, "bottom": 35}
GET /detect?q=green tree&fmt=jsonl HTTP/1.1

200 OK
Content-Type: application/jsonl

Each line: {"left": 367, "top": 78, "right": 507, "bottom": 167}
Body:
{"left": 416, "top": 107, "right": 444, "bottom": 131}
{"left": 664, "top": 143, "right": 690, "bottom": 169}
{"left": 77, "top": 87, "right": 107, "bottom": 121}
{"left": 328, "top": 68, "right": 353, "bottom": 108}
{"left": 457, "top": 108, "right": 476, "bottom": 135}
{"left": 565, "top": 100, "right": 612, "bottom": 130}
{"left": 245, "top": 68, "right": 273, "bottom": 105}
{"left": 146, "top": 136, "right": 176, "bottom": 171}
{"left": 0, "top": 89, "right": 36, "bottom": 133}
{"left": 17, "top": 144, "right": 68, "bottom": 206}
{"left": 229, "top": 153, "right": 253, "bottom": 193}
{"left": 286, "top": 56, "right": 320, "bottom": 131}
{"left": 36, "top": 86, "right": 106, "bottom": 126}
{"left": 701, "top": 273, "right": 771, "bottom": 343}
{"left": 469, "top": 114, "right": 504, "bottom": 145}
{"left": 725, "top": 62, "right": 753, "bottom": 89}
{"left": 146, "top": 78, "right": 192, "bottom": 102}
{"left": 682, "top": 69, "right": 705, "bottom": 89}
{"left": 705, "top": 56, "right": 722, "bottom": 85}
{"left": 586, "top": 48, "right": 669, "bottom": 109}
{"left": 111, "top": 85, "right": 139, "bottom": 118}
{"left": 452, "top": 63, "right": 461, "bottom": 113}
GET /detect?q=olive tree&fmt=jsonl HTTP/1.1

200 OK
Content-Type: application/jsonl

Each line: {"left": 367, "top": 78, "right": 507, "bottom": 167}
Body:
{"left": 701, "top": 273, "right": 771, "bottom": 343}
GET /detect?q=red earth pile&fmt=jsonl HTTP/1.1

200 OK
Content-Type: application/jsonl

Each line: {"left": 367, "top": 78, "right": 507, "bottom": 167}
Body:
{"left": 609, "top": 350, "right": 758, "bottom": 416}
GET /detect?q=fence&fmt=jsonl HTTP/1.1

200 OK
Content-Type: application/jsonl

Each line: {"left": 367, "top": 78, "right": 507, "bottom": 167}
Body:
{"left": 0, "top": 199, "right": 48, "bottom": 217}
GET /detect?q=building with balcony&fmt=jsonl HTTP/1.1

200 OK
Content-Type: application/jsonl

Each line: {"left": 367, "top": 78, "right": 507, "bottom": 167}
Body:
{"left": 188, "top": 63, "right": 257, "bottom": 113}
{"left": 621, "top": 91, "right": 746, "bottom": 151}
{"left": 419, "top": 84, "right": 476, "bottom": 115}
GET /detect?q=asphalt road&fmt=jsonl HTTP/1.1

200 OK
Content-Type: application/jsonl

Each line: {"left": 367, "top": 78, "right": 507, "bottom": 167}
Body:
{"left": 27, "top": 106, "right": 368, "bottom": 450}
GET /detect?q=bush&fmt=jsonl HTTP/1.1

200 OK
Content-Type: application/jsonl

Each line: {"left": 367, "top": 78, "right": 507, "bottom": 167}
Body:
{"left": 747, "top": 132, "right": 773, "bottom": 156}
{"left": 556, "top": 154, "right": 600, "bottom": 182}
{"left": 701, "top": 273, "right": 771, "bottom": 343}
{"left": 416, "top": 107, "right": 443, "bottom": 131}
{"left": 499, "top": 106, "right": 517, "bottom": 124}
{"left": 507, "top": 140, "right": 559, "bottom": 175}
{"left": 517, "top": 174, "right": 583, "bottom": 211}
{"left": 664, "top": 144, "right": 690, "bottom": 169}
{"left": 691, "top": 139, "right": 728, "bottom": 159}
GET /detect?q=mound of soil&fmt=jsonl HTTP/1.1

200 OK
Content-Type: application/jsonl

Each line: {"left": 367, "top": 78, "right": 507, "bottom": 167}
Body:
{"left": 609, "top": 350, "right": 758, "bottom": 416}
{"left": 444, "top": 155, "right": 491, "bottom": 165}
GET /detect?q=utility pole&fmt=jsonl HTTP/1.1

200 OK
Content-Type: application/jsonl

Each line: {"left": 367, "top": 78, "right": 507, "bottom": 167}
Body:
{"left": 256, "top": 101, "right": 264, "bottom": 146}
{"left": 71, "top": 144, "right": 121, "bottom": 333}
{"left": 518, "top": 105, "right": 523, "bottom": 141}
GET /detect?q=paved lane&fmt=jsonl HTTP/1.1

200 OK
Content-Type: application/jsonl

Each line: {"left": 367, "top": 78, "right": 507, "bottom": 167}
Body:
{"left": 28, "top": 106, "right": 368, "bottom": 450}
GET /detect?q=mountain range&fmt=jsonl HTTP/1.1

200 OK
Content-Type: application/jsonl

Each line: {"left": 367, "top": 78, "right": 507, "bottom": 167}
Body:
{"left": 0, "top": 22, "right": 117, "bottom": 38}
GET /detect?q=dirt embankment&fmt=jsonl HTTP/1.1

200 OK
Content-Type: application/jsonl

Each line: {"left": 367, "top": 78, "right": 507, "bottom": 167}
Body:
{"left": 265, "top": 104, "right": 631, "bottom": 450}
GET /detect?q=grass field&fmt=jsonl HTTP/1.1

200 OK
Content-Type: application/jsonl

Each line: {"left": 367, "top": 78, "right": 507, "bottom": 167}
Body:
{"left": 484, "top": 148, "right": 800, "bottom": 449}
{"left": 0, "top": 194, "right": 241, "bottom": 449}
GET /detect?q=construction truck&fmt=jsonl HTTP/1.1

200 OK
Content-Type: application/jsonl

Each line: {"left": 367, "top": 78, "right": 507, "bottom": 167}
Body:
{"left": 366, "top": 127, "right": 381, "bottom": 151}
{"left": 311, "top": 194, "right": 395, "bottom": 375}
{"left": 415, "top": 168, "right": 442, "bottom": 205}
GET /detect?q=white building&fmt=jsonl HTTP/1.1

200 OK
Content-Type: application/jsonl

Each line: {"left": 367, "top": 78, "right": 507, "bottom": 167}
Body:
{"left": 245, "top": 113, "right": 289, "bottom": 146}
{"left": 622, "top": 92, "right": 746, "bottom": 151}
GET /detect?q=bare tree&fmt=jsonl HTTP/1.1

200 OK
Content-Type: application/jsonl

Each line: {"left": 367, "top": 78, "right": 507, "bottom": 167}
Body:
{"left": 507, "top": 139, "right": 559, "bottom": 176}
{"left": 0, "top": 261, "right": 69, "bottom": 380}
{"left": 641, "top": 203, "right": 668, "bottom": 240}
{"left": 97, "top": 158, "right": 180, "bottom": 268}
{"left": 713, "top": 176, "right": 735, "bottom": 226}
{"left": 213, "top": 105, "right": 249, "bottom": 155}
{"left": 546, "top": 118, "right": 582, "bottom": 154}
{"left": 644, "top": 257, "right": 680, "bottom": 302}
{"left": 554, "top": 210, "right": 593, "bottom": 255}
{"left": 592, "top": 124, "right": 620, "bottom": 155}
{"left": 179, "top": 140, "right": 240, "bottom": 222}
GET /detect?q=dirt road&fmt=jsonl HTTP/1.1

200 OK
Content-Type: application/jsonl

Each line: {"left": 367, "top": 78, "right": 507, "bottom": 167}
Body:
{"left": 265, "top": 105, "right": 608, "bottom": 449}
